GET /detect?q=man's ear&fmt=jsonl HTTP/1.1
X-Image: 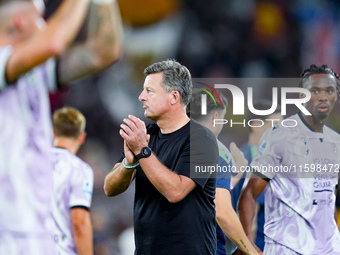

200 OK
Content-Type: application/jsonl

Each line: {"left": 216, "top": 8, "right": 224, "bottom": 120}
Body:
{"left": 170, "top": 90, "right": 180, "bottom": 105}
{"left": 299, "top": 92, "right": 306, "bottom": 99}
{"left": 78, "top": 131, "right": 87, "bottom": 145}
{"left": 212, "top": 111, "right": 219, "bottom": 120}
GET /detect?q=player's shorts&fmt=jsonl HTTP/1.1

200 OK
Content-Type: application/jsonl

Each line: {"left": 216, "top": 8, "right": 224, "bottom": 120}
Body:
{"left": 0, "top": 232, "right": 58, "bottom": 255}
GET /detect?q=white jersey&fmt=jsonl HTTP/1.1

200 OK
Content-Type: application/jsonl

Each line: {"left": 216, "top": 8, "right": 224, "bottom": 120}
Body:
{"left": 50, "top": 147, "right": 94, "bottom": 255}
{"left": 252, "top": 114, "right": 340, "bottom": 254}
{"left": 0, "top": 46, "right": 58, "bottom": 255}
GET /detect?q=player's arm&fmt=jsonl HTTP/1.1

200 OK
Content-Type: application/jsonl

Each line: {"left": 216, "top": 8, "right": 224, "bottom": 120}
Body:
{"left": 71, "top": 207, "right": 93, "bottom": 255}
{"left": 57, "top": 0, "right": 123, "bottom": 85}
{"left": 215, "top": 188, "right": 262, "bottom": 255}
{"left": 5, "top": 0, "right": 90, "bottom": 83}
{"left": 238, "top": 173, "right": 268, "bottom": 252}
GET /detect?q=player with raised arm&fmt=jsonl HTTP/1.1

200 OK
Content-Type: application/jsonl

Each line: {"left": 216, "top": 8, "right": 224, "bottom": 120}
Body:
{"left": 239, "top": 64, "right": 340, "bottom": 255}
{"left": 0, "top": 0, "right": 122, "bottom": 254}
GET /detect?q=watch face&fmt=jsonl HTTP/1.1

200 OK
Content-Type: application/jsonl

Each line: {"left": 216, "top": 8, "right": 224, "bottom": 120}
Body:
{"left": 142, "top": 147, "right": 151, "bottom": 157}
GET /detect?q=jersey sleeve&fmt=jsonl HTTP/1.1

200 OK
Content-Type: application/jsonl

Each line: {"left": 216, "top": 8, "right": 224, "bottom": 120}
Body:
{"left": 69, "top": 162, "right": 94, "bottom": 209}
{"left": 251, "top": 126, "right": 283, "bottom": 180}
{"left": 0, "top": 46, "right": 12, "bottom": 91}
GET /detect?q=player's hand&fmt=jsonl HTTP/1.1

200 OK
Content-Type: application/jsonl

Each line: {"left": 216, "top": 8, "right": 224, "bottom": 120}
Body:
{"left": 230, "top": 142, "right": 248, "bottom": 168}
{"left": 119, "top": 115, "right": 149, "bottom": 155}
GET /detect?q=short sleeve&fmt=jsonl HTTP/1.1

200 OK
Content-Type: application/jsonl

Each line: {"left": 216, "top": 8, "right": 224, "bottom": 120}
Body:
{"left": 0, "top": 46, "right": 12, "bottom": 91}
{"left": 69, "top": 163, "right": 94, "bottom": 209}
{"left": 188, "top": 127, "right": 219, "bottom": 188}
{"left": 251, "top": 127, "right": 282, "bottom": 180}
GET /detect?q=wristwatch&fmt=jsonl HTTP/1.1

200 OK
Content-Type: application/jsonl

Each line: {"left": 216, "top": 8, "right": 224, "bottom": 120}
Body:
{"left": 134, "top": 147, "right": 152, "bottom": 161}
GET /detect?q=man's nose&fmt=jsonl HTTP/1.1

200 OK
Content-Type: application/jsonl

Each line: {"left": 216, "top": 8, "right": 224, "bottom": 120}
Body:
{"left": 138, "top": 91, "right": 145, "bottom": 102}
{"left": 318, "top": 90, "right": 328, "bottom": 101}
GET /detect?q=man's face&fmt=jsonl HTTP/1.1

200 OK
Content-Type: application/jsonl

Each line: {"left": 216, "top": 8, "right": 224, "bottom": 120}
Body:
{"left": 138, "top": 72, "right": 174, "bottom": 120}
{"left": 302, "top": 73, "right": 338, "bottom": 122}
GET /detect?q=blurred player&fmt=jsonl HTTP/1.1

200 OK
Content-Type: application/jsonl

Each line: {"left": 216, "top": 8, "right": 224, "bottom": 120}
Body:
{"left": 189, "top": 88, "right": 260, "bottom": 255}
{"left": 51, "top": 107, "right": 94, "bottom": 255}
{"left": 0, "top": 0, "right": 122, "bottom": 254}
{"left": 239, "top": 64, "right": 340, "bottom": 254}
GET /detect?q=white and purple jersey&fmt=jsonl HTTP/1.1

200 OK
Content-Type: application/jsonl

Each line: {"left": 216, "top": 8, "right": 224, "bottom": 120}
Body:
{"left": 50, "top": 147, "right": 93, "bottom": 255}
{"left": 0, "top": 46, "right": 58, "bottom": 254}
{"left": 252, "top": 113, "right": 340, "bottom": 254}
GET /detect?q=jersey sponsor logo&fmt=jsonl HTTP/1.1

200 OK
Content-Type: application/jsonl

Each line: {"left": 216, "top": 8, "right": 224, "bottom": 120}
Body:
{"left": 313, "top": 195, "right": 333, "bottom": 206}
{"left": 313, "top": 180, "right": 332, "bottom": 190}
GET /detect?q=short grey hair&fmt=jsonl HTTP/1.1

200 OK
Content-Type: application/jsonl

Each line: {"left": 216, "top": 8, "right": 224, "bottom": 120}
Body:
{"left": 144, "top": 59, "right": 193, "bottom": 107}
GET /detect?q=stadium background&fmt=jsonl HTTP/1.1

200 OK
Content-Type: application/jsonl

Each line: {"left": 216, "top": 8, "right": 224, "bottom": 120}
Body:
{"left": 44, "top": 0, "right": 340, "bottom": 254}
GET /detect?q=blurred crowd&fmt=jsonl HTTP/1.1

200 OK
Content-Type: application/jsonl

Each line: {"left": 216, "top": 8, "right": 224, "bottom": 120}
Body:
{"left": 45, "top": 0, "right": 340, "bottom": 254}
